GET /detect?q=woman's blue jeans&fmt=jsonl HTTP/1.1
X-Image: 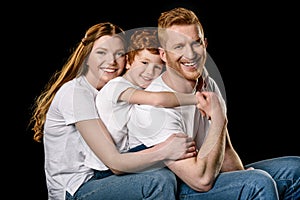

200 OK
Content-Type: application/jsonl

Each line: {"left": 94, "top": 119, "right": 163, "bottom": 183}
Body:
{"left": 178, "top": 156, "right": 300, "bottom": 200}
{"left": 66, "top": 167, "right": 177, "bottom": 200}
{"left": 66, "top": 144, "right": 177, "bottom": 200}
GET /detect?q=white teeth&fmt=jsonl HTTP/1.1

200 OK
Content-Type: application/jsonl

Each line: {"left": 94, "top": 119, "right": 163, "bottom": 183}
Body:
{"left": 103, "top": 68, "right": 116, "bottom": 72}
{"left": 183, "top": 62, "right": 196, "bottom": 66}
{"left": 141, "top": 75, "right": 152, "bottom": 81}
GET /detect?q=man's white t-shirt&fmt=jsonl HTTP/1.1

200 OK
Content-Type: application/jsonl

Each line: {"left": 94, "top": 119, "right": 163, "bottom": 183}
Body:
{"left": 127, "top": 72, "right": 223, "bottom": 150}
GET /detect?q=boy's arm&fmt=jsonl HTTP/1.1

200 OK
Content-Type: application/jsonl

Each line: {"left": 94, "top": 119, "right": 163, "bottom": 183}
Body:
{"left": 119, "top": 87, "right": 198, "bottom": 107}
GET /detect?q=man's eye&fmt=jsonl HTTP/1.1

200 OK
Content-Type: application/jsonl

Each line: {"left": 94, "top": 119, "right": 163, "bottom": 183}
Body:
{"left": 174, "top": 45, "right": 183, "bottom": 49}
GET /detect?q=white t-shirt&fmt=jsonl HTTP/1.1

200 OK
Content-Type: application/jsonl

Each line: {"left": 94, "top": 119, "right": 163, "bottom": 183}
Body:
{"left": 127, "top": 71, "right": 223, "bottom": 150}
{"left": 95, "top": 76, "right": 140, "bottom": 152}
{"left": 44, "top": 76, "right": 107, "bottom": 199}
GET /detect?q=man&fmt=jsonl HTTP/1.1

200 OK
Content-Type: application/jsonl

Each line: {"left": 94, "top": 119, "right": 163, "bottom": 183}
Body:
{"left": 127, "top": 7, "right": 300, "bottom": 199}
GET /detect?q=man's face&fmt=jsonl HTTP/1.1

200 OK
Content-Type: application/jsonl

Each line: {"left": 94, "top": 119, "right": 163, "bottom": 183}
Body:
{"left": 160, "top": 24, "right": 206, "bottom": 81}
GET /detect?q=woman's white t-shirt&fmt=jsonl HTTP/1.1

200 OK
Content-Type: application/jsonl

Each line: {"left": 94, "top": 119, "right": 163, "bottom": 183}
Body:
{"left": 43, "top": 76, "right": 107, "bottom": 199}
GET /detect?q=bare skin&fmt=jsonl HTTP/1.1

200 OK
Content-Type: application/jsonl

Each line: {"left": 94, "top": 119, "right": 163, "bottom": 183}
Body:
{"left": 159, "top": 24, "right": 244, "bottom": 192}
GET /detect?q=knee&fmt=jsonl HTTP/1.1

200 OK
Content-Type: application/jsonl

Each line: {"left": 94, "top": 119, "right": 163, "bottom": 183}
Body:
{"left": 152, "top": 168, "right": 176, "bottom": 186}
{"left": 281, "top": 156, "right": 300, "bottom": 173}
{"left": 247, "top": 169, "right": 277, "bottom": 188}
{"left": 142, "top": 168, "right": 177, "bottom": 197}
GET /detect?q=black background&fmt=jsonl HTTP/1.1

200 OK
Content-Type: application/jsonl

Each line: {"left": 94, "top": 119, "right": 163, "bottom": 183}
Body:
{"left": 7, "top": 0, "right": 299, "bottom": 199}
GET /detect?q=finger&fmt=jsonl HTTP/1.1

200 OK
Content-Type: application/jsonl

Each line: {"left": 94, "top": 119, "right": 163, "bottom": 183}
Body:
{"left": 180, "top": 152, "right": 197, "bottom": 159}
{"left": 196, "top": 92, "right": 207, "bottom": 105}
{"left": 186, "top": 146, "right": 196, "bottom": 153}
{"left": 186, "top": 142, "right": 196, "bottom": 149}
{"left": 200, "top": 110, "right": 206, "bottom": 117}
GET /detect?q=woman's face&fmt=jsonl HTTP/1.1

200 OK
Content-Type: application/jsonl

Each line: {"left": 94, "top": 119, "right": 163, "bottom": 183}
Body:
{"left": 86, "top": 35, "right": 126, "bottom": 89}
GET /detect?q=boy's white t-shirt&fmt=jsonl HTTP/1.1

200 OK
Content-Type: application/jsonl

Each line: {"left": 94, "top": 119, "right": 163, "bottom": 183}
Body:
{"left": 127, "top": 72, "right": 223, "bottom": 150}
{"left": 95, "top": 76, "right": 140, "bottom": 152}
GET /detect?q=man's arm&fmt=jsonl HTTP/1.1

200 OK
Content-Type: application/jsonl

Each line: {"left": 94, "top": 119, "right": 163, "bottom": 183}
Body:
{"left": 167, "top": 117, "right": 227, "bottom": 192}
{"left": 220, "top": 127, "right": 244, "bottom": 172}
{"left": 166, "top": 91, "right": 228, "bottom": 192}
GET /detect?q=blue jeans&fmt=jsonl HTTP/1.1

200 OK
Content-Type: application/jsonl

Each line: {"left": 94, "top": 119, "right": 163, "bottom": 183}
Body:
{"left": 178, "top": 156, "right": 300, "bottom": 200}
{"left": 66, "top": 144, "right": 177, "bottom": 200}
{"left": 66, "top": 168, "right": 177, "bottom": 200}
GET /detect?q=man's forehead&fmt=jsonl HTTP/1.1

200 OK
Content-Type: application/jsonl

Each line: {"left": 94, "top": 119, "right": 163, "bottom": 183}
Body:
{"left": 166, "top": 25, "right": 202, "bottom": 40}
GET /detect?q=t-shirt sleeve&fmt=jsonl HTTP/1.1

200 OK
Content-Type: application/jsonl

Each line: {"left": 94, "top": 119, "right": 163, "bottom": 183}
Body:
{"left": 60, "top": 84, "right": 99, "bottom": 125}
{"left": 106, "top": 78, "right": 135, "bottom": 104}
{"left": 207, "top": 77, "right": 227, "bottom": 113}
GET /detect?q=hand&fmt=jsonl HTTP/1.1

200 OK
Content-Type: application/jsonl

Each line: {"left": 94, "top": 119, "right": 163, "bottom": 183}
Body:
{"left": 156, "top": 133, "right": 196, "bottom": 161}
{"left": 195, "top": 91, "right": 226, "bottom": 120}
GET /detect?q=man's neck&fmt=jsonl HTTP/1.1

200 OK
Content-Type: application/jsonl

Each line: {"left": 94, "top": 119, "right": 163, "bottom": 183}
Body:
{"left": 162, "top": 71, "right": 197, "bottom": 94}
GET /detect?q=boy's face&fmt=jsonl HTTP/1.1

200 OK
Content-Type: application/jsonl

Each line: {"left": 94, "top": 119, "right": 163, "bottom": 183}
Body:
{"left": 126, "top": 49, "right": 164, "bottom": 89}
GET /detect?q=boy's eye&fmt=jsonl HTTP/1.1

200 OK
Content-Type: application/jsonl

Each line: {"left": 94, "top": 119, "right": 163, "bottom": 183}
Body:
{"left": 155, "top": 65, "right": 162, "bottom": 70}
{"left": 141, "top": 61, "right": 148, "bottom": 65}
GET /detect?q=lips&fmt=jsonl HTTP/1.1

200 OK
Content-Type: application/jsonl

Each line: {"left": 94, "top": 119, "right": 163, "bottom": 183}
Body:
{"left": 181, "top": 61, "right": 197, "bottom": 70}
{"left": 182, "top": 61, "right": 196, "bottom": 66}
{"left": 101, "top": 67, "right": 119, "bottom": 73}
{"left": 141, "top": 76, "right": 153, "bottom": 81}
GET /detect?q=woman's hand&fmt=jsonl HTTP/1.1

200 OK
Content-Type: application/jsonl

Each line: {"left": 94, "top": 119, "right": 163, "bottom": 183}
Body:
{"left": 153, "top": 133, "right": 196, "bottom": 160}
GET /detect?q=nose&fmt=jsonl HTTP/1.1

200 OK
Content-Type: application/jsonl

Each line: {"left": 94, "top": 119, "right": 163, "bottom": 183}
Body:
{"left": 183, "top": 45, "right": 196, "bottom": 60}
{"left": 144, "top": 64, "right": 155, "bottom": 76}
{"left": 107, "top": 53, "right": 117, "bottom": 65}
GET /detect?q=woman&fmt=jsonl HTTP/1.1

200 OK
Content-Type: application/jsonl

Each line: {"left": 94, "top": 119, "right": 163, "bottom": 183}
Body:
{"left": 29, "top": 22, "right": 195, "bottom": 200}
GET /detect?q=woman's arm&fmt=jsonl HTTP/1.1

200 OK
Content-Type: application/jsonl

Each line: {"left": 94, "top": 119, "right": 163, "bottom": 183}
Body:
{"left": 76, "top": 118, "right": 195, "bottom": 173}
{"left": 119, "top": 87, "right": 197, "bottom": 107}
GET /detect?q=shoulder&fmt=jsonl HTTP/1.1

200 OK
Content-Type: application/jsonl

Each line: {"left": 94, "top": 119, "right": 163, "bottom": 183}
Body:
{"left": 145, "top": 75, "right": 168, "bottom": 92}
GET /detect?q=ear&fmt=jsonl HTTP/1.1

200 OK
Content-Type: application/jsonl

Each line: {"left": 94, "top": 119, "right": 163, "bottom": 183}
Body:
{"left": 125, "top": 55, "right": 131, "bottom": 69}
{"left": 125, "top": 63, "right": 131, "bottom": 70}
{"left": 204, "top": 38, "right": 208, "bottom": 48}
{"left": 159, "top": 47, "right": 167, "bottom": 63}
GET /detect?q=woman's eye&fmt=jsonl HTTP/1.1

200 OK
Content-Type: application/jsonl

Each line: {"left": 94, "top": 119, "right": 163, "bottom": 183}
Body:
{"left": 97, "top": 51, "right": 106, "bottom": 55}
{"left": 141, "top": 61, "right": 148, "bottom": 65}
{"left": 116, "top": 52, "right": 125, "bottom": 58}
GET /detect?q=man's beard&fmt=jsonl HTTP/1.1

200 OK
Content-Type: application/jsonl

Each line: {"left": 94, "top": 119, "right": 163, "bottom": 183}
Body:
{"left": 165, "top": 53, "right": 202, "bottom": 81}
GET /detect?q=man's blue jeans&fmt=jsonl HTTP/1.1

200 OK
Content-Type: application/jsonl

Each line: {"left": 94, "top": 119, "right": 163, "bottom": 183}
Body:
{"left": 178, "top": 156, "right": 300, "bottom": 200}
